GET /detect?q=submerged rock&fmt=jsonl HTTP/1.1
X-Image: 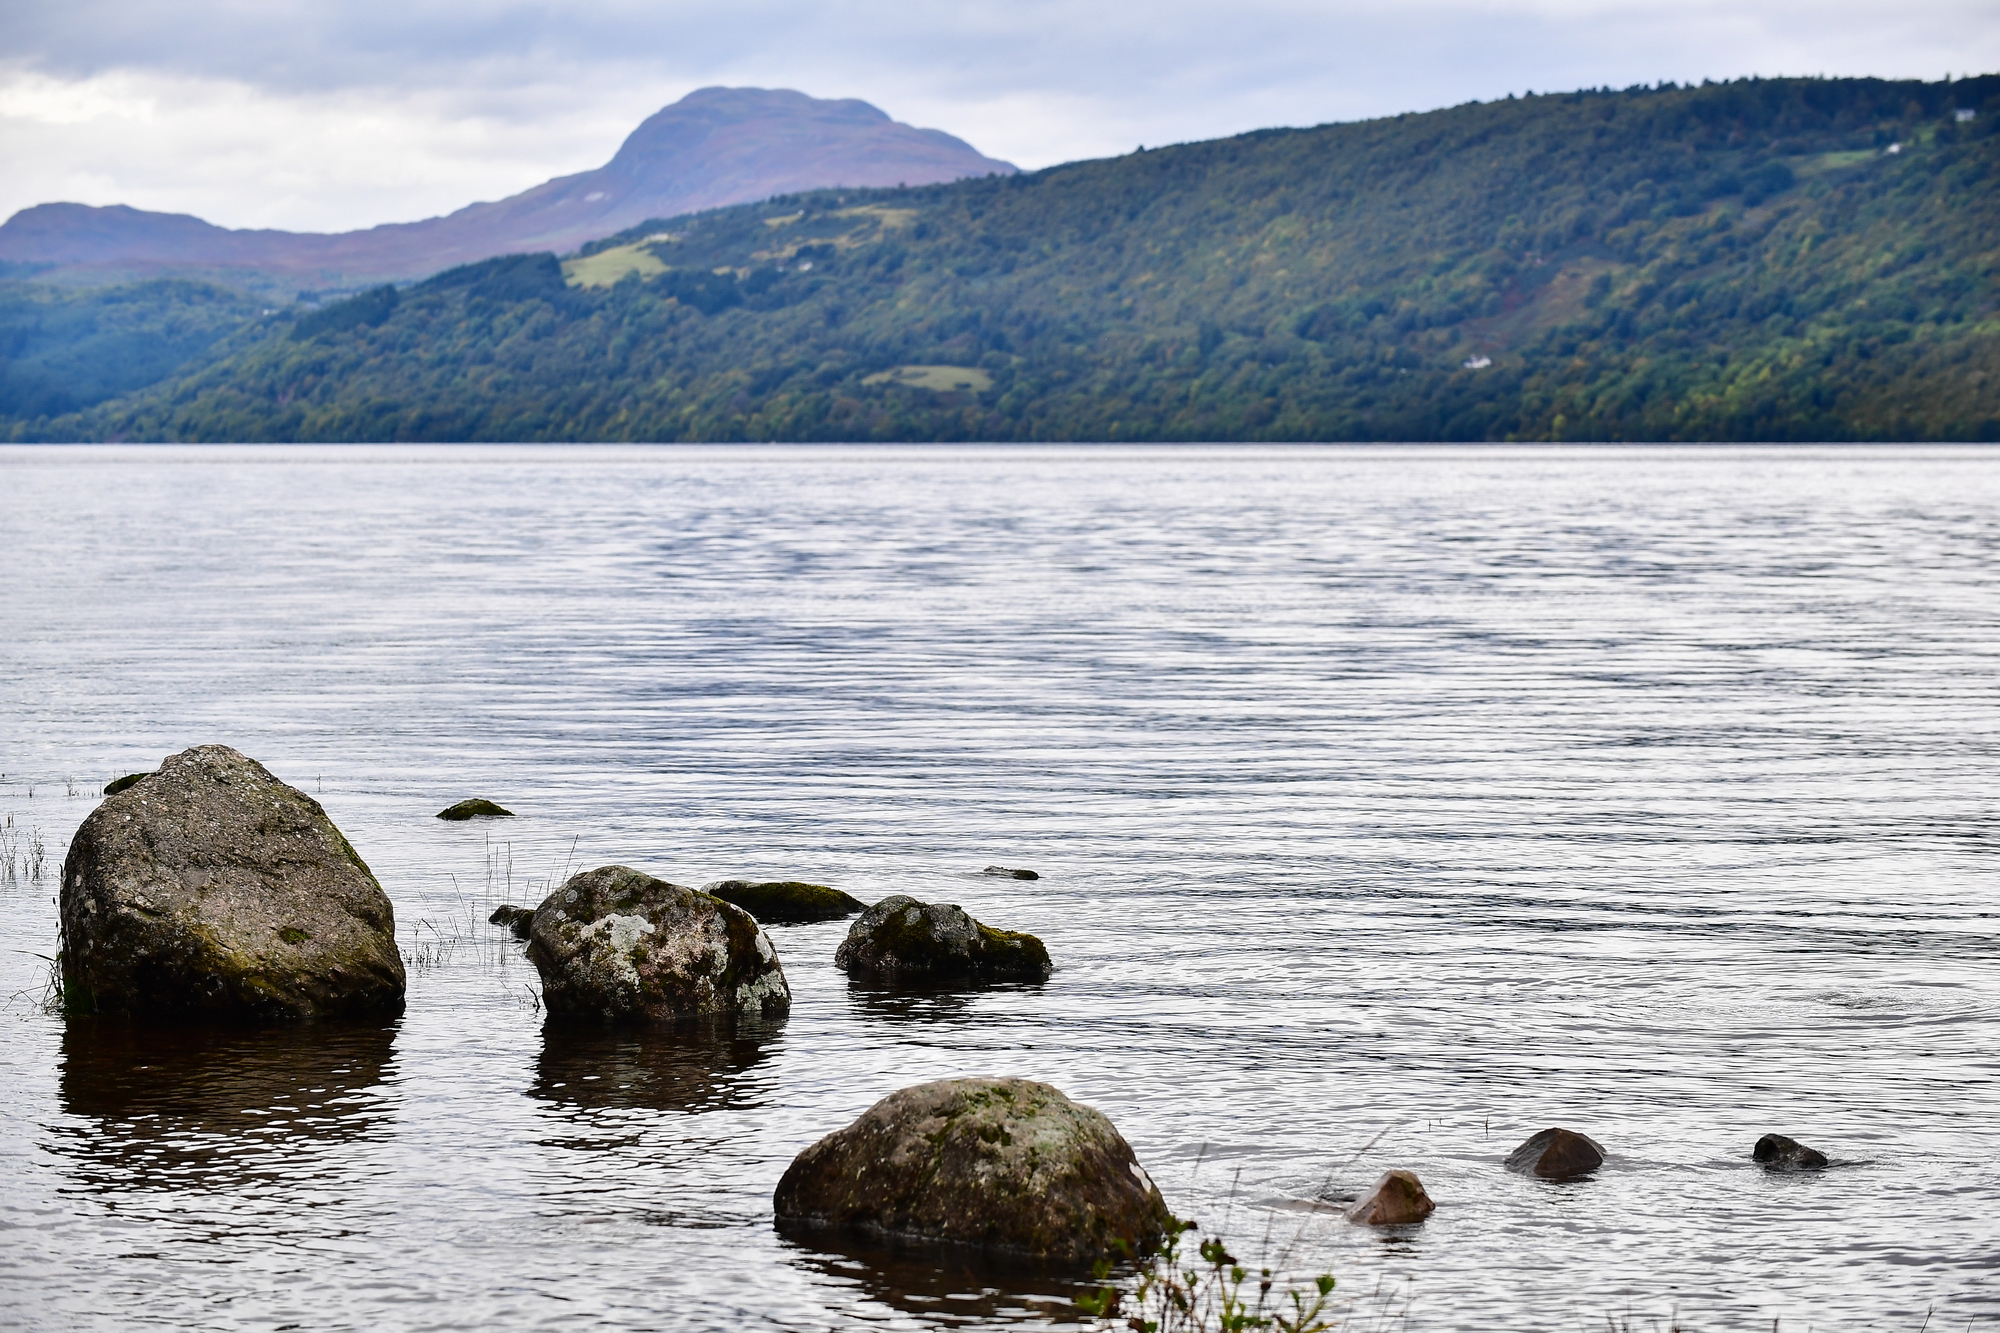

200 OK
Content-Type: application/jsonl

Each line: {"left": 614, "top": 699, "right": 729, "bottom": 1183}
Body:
{"left": 774, "top": 1076, "right": 1171, "bottom": 1263}
{"left": 1753, "top": 1133, "right": 1828, "bottom": 1170}
{"left": 1504, "top": 1127, "right": 1605, "bottom": 1180}
{"left": 60, "top": 744, "right": 405, "bottom": 1021}
{"left": 527, "top": 866, "right": 789, "bottom": 1024}
{"left": 835, "top": 895, "right": 1052, "bottom": 984}
{"left": 703, "top": 879, "right": 866, "bottom": 924}
{"left": 102, "top": 772, "right": 150, "bottom": 796}
{"left": 982, "top": 865, "right": 1040, "bottom": 880}
{"left": 436, "top": 798, "right": 514, "bottom": 820}
{"left": 489, "top": 904, "right": 536, "bottom": 940}
{"left": 1346, "top": 1170, "right": 1435, "bottom": 1225}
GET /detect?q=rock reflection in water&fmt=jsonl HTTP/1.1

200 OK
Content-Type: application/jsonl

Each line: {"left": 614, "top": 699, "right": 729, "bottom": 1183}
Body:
{"left": 844, "top": 979, "right": 1044, "bottom": 1024}
{"left": 529, "top": 1018, "right": 781, "bottom": 1114}
{"left": 54, "top": 1019, "right": 396, "bottom": 1195}
{"left": 778, "top": 1230, "right": 1099, "bottom": 1327}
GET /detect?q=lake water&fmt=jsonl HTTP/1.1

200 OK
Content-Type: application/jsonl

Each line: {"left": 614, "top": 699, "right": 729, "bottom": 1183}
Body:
{"left": 1, "top": 444, "right": 1995, "bottom": 1332}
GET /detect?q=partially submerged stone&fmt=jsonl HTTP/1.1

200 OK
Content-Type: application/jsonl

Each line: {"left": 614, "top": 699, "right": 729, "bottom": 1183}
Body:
{"left": 1753, "top": 1133, "right": 1828, "bottom": 1170}
{"left": 983, "top": 865, "right": 1040, "bottom": 880}
{"left": 703, "top": 879, "right": 865, "bottom": 924}
{"left": 527, "top": 865, "right": 789, "bottom": 1024}
{"left": 1504, "top": 1127, "right": 1605, "bottom": 1180}
{"left": 835, "top": 895, "right": 1051, "bottom": 984}
{"left": 489, "top": 904, "right": 536, "bottom": 940}
{"left": 102, "top": 772, "right": 150, "bottom": 796}
{"left": 60, "top": 744, "right": 405, "bottom": 1021}
{"left": 1346, "top": 1169, "right": 1435, "bottom": 1225}
{"left": 436, "top": 798, "right": 514, "bottom": 820}
{"left": 774, "top": 1076, "right": 1171, "bottom": 1264}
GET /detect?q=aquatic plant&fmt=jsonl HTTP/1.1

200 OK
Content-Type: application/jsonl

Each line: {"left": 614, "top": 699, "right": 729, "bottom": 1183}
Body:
{"left": 1078, "top": 1219, "right": 1345, "bottom": 1333}
{"left": 0, "top": 814, "right": 49, "bottom": 887}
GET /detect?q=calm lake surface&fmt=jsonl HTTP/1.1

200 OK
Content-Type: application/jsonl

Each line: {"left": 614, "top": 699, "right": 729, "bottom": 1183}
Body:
{"left": 1, "top": 445, "right": 1995, "bottom": 1332}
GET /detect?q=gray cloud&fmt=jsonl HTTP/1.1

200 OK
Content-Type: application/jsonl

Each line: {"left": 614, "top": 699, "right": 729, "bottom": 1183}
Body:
{"left": 2, "top": 0, "right": 1992, "bottom": 231}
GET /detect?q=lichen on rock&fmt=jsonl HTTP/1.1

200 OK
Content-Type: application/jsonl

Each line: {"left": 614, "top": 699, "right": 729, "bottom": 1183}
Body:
{"left": 703, "top": 879, "right": 865, "bottom": 924}
{"left": 527, "top": 865, "right": 790, "bottom": 1024}
{"left": 60, "top": 744, "right": 406, "bottom": 1022}
{"left": 836, "top": 895, "right": 1051, "bottom": 984}
{"left": 774, "top": 1076, "right": 1171, "bottom": 1264}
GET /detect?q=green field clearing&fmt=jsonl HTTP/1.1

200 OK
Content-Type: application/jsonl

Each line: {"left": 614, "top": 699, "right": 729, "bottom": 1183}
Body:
{"left": 564, "top": 242, "right": 669, "bottom": 288}
{"left": 861, "top": 364, "right": 994, "bottom": 392}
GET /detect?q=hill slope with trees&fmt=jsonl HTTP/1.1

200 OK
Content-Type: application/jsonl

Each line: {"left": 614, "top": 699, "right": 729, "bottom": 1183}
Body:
{"left": 16, "top": 74, "right": 2000, "bottom": 442}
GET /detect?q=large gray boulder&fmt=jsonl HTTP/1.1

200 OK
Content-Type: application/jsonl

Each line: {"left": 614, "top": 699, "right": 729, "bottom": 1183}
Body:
{"left": 773, "top": 1077, "right": 1171, "bottom": 1263}
{"left": 60, "top": 745, "right": 405, "bottom": 1021}
{"left": 835, "top": 895, "right": 1052, "bottom": 983}
{"left": 527, "top": 866, "right": 790, "bottom": 1024}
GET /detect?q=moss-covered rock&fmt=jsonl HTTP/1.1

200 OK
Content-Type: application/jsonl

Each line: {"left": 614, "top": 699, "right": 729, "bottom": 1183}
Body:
{"left": 774, "top": 1077, "right": 1171, "bottom": 1264}
{"left": 527, "top": 865, "right": 790, "bottom": 1024}
{"left": 436, "top": 798, "right": 514, "bottom": 820}
{"left": 60, "top": 744, "right": 406, "bottom": 1022}
{"left": 102, "top": 772, "right": 150, "bottom": 796}
{"left": 703, "top": 879, "right": 865, "bottom": 924}
{"left": 982, "top": 865, "right": 1039, "bottom": 880}
{"left": 489, "top": 904, "right": 535, "bottom": 940}
{"left": 836, "top": 895, "right": 1051, "bottom": 984}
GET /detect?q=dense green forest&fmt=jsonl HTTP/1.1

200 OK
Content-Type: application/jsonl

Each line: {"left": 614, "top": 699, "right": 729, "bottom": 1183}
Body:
{"left": 0, "top": 280, "right": 265, "bottom": 421}
{"left": 11, "top": 74, "right": 2000, "bottom": 442}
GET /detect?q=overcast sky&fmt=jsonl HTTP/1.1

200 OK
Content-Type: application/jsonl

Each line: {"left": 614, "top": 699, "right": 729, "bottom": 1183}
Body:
{"left": 2, "top": 0, "right": 1992, "bottom": 234}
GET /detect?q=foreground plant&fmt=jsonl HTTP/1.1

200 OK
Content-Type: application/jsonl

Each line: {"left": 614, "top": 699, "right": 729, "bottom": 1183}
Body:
{"left": 1077, "top": 1219, "right": 1340, "bottom": 1333}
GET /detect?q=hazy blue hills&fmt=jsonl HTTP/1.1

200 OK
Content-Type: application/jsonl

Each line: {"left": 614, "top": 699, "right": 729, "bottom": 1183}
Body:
{"left": 0, "top": 88, "right": 1015, "bottom": 293}
{"left": 9, "top": 74, "right": 1998, "bottom": 442}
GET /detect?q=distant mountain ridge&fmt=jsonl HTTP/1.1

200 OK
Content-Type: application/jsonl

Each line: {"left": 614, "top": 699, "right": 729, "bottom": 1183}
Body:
{"left": 0, "top": 88, "right": 1015, "bottom": 291}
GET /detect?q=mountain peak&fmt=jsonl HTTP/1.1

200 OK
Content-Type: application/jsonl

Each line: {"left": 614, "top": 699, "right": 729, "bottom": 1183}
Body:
{"left": 0, "top": 88, "right": 1016, "bottom": 289}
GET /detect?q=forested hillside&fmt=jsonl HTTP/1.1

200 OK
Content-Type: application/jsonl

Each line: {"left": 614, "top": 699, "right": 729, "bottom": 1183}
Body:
{"left": 17, "top": 74, "right": 2000, "bottom": 442}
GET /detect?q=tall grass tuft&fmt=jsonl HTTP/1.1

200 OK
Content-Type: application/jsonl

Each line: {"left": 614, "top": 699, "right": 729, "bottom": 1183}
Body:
{"left": 0, "top": 815, "right": 49, "bottom": 887}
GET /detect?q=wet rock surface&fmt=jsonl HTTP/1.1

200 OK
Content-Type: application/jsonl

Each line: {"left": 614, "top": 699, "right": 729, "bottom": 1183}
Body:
{"left": 60, "top": 744, "right": 405, "bottom": 1021}
{"left": 835, "top": 895, "right": 1052, "bottom": 984}
{"left": 982, "top": 865, "right": 1040, "bottom": 880}
{"left": 773, "top": 1076, "right": 1171, "bottom": 1263}
{"left": 1504, "top": 1127, "right": 1606, "bottom": 1179}
{"left": 489, "top": 904, "right": 536, "bottom": 940}
{"left": 703, "top": 879, "right": 865, "bottom": 924}
{"left": 1753, "top": 1133, "right": 1829, "bottom": 1170}
{"left": 436, "top": 798, "right": 514, "bottom": 820}
{"left": 527, "top": 866, "right": 789, "bottom": 1024}
{"left": 1346, "top": 1169, "right": 1435, "bottom": 1224}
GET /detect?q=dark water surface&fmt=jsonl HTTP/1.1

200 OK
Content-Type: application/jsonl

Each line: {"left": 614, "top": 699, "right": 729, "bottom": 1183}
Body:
{"left": 1, "top": 445, "right": 1995, "bottom": 1332}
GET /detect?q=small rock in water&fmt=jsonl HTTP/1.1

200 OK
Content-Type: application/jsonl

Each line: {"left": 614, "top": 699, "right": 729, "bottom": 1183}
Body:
{"left": 1752, "top": 1133, "right": 1828, "bottom": 1170}
{"left": 773, "top": 1076, "right": 1171, "bottom": 1263}
{"left": 436, "top": 798, "right": 514, "bottom": 820}
{"left": 102, "top": 772, "right": 151, "bottom": 796}
{"left": 1345, "top": 1169, "right": 1435, "bottom": 1224}
{"left": 703, "top": 879, "right": 866, "bottom": 924}
{"left": 61, "top": 744, "right": 405, "bottom": 1021}
{"left": 527, "top": 865, "right": 789, "bottom": 1024}
{"left": 836, "top": 895, "right": 1052, "bottom": 983}
{"left": 489, "top": 904, "right": 536, "bottom": 940}
{"left": 982, "top": 865, "right": 1040, "bottom": 880}
{"left": 1504, "top": 1127, "right": 1605, "bottom": 1179}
